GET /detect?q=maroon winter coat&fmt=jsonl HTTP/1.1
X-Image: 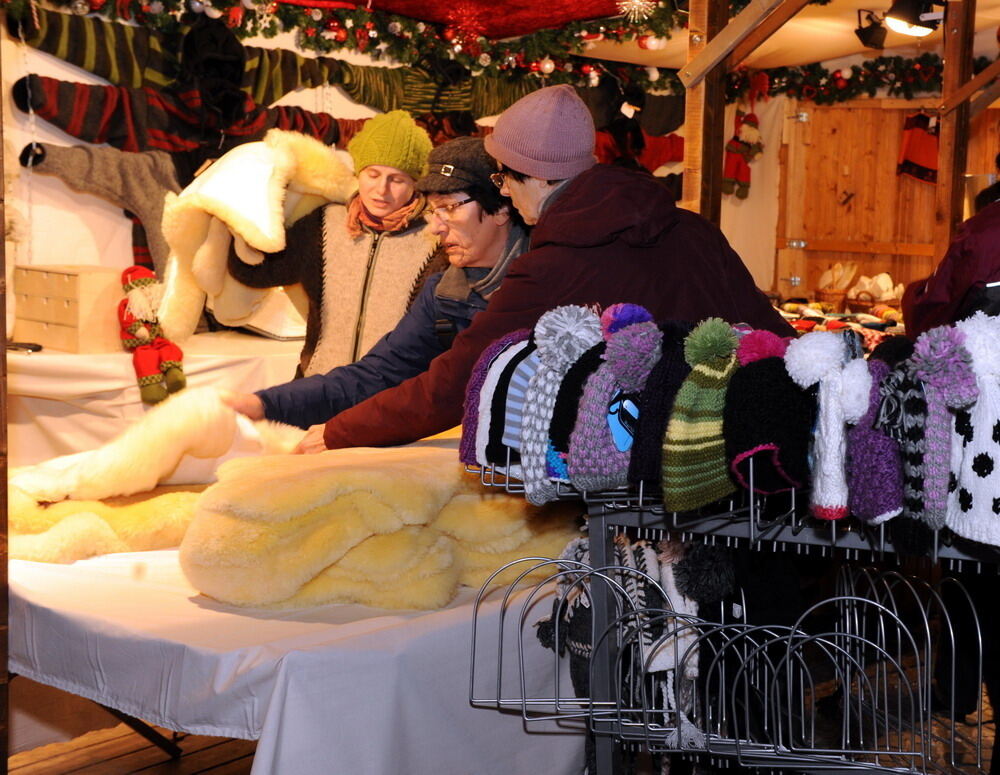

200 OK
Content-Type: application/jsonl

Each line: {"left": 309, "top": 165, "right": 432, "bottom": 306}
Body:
{"left": 902, "top": 201, "right": 1000, "bottom": 339}
{"left": 324, "top": 164, "right": 791, "bottom": 449}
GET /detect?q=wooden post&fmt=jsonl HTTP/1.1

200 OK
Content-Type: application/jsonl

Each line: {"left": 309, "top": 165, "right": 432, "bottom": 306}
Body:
{"left": 0, "top": 26, "right": 8, "bottom": 768}
{"left": 681, "top": 0, "right": 728, "bottom": 222}
{"left": 933, "top": 0, "right": 976, "bottom": 259}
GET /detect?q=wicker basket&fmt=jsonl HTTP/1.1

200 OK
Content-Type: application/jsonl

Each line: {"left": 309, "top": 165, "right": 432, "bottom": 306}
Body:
{"left": 814, "top": 287, "right": 848, "bottom": 312}
{"left": 847, "top": 291, "right": 900, "bottom": 314}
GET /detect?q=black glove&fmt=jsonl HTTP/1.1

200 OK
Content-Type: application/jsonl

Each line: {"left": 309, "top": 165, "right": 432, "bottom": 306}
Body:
{"left": 19, "top": 142, "right": 45, "bottom": 168}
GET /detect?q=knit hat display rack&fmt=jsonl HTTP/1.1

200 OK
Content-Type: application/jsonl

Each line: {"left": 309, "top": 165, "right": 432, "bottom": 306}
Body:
{"left": 470, "top": 554, "right": 986, "bottom": 775}
{"left": 467, "top": 455, "right": 1000, "bottom": 569}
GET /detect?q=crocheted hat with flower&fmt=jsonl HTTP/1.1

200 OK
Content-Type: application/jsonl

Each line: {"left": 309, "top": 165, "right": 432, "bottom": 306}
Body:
{"left": 723, "top": 330, "right": 816, "bottom": 494}
{"left": 785, "top": 330, "right": 871, "bottom": 520}
{"left": 947, "top": 312, "right": 1000, "bottom": 546}
{"left": 908, "top": 324, "right": 978, "bottom": 528}
{"left": 460, "top": 328, "right": 531, "bottom": 466}
{"left": 520, "top": 305, "right": 603, "bottom": 505}
{"left": 661, "top": 318, "right": 739, "bottom": 512}
{"left": 567, "top": 305, "right": 662, "bottom": 494}
{"left": 627, "top": 320, "right": 695, "bottom": 487}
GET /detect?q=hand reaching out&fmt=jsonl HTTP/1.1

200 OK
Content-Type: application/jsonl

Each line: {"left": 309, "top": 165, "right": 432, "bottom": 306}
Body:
{"left": 220, "top": 391, "right": 265, "bottom": 421}
{"left": 294, "top": 424, "right": 328, "bottom": 454}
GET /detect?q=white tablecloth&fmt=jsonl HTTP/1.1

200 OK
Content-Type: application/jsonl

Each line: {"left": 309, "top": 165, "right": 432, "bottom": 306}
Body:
{"left": 8, "top": 331, "right": 301, "bottom": 467}
{"left": 9, "top": 551, "right": 584, "bottom": 775}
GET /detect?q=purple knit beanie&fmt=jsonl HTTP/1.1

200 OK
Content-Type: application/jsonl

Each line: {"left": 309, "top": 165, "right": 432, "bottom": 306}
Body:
{"left": 568, "top": 318, "right": 663, "bottom": 493}
{"left": 460, "top": 328, "right": 531, "bottom": 465}
{"left": 846, "top": 359, "right": 905, "bottom": 523}
{"left": 908, "top": 324, "right": 978, "bottom": 528}
{"left": 484, "top": 85, "right": 596, "bottom": 180}
{"left": 521, "top": 305, "right": 603, "bottom": 506}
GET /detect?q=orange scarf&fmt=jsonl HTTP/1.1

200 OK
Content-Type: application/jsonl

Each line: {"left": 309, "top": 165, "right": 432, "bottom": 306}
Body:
{"left": 346, "top": 194, "right": 425, "bottom": 239}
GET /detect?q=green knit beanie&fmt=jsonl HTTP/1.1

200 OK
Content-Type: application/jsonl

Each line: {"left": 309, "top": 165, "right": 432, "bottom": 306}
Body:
{"left": 348, "top": 110, "right": 432, "bottom": 180}
{"left": 661, "top": 318, "right": 740, "bottom": 513}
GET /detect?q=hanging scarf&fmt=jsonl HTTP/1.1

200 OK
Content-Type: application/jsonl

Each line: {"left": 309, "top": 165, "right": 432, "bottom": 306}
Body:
{"left": 345, "top": 193, "right": 425, "bottom": 239}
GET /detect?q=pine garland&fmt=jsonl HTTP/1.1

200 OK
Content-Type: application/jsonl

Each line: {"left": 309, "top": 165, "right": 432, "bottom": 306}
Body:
{"left": 4, "top": 0, "right": 991, "bottom": 108}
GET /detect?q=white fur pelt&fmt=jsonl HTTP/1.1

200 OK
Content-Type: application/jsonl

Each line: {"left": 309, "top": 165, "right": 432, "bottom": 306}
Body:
{"left": 10, "top": 387, "right": 304, "bottom": 503}
{"left": 158, "top": 130, "right": 357, "bottom": 341}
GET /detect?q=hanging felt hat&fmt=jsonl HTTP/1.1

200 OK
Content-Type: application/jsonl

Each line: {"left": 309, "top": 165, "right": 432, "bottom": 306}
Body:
{"left": 785, "top": 330, "right": 871, "bottom": 520}
{"left": 627, "top": 320, "right": 695, "bottom": 488}
{"left": 520, "top": 305, "right": 604, "bottom": 506}
{"left": 908, "top": 324, "right": 978, "bottom": 528}
{"left": 348, "top": 110, "right": 433, "bottom": 181}
{"left": 846, "top": 359, "right": 905, "bottom": 524}
{"left": 474, "top": 335, "right": 532, "bottom": 471}
{"left": 547, "top": 342, "right": 607, "bottom": 483}
{"left": 723, "top": 330, "right": 816, "bottom": 495}
{"left": 661, "top": 318, "right": 740, "bottom": 512}
{"left": 460, "top": 328, "right": 530, "bottom": 466}
{"left": 567, "top": 306, "right": 662, "bottom": 494}
{"left": 946, "top": 312, "right": 1000, "bottom": 547}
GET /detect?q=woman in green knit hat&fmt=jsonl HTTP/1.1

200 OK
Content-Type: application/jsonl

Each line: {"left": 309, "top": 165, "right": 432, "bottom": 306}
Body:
{"left": 229, "top": 110, "right": 438, "bottom": 377}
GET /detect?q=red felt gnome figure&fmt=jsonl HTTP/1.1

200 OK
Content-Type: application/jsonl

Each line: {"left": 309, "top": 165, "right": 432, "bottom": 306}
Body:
{"left": 118, "top": 266, "right": 186, "bottom": 404}
{"left": 722, "top": 110, "right": 763, "bottom": 199}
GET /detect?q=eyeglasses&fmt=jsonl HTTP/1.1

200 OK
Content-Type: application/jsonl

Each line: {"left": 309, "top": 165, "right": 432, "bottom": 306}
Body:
{"left": 426, "top": 196, "right": 474, "bottom": 222}
{"left": 489, "top": 172, "right": 505, "bottom": 189}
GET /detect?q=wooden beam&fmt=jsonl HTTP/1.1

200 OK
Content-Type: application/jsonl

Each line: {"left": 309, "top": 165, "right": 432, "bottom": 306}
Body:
{"left": 939, "top": 55, "right": 1000, "bottom": 114}
{"left": 969, "top": 76, "right": 1000, "bottom": 118}
{"left": 933, "top": 0, "right": 976, "bottom": 260}
{"left": 681, "top": 0, "right": 728, "bottom": 222}
{"left": 726, "top": 0, "right": 813, "bottom": 69}
{"left": 679, "top": 0, "right": 784, "bottom": 88}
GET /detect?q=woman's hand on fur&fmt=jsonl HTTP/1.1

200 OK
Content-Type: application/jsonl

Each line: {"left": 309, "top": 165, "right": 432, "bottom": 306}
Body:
{"left": 294, "top": 424, "right": 328, "bottom": 454}
{"left": 220, "top": 391, "right": 265, "bottom": 421}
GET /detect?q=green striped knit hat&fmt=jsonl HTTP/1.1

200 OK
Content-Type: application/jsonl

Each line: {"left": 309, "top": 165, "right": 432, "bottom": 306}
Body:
{"left": 661, "top": 318, "right": 739, "bottom": 512}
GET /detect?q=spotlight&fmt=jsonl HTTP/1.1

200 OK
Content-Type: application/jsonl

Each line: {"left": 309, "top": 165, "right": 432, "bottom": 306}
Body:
{"left": 855, "top": 10, "right": 887, "bottom": 49}
{"left": 884, "top": 0, "right": 939, "bottom": 37}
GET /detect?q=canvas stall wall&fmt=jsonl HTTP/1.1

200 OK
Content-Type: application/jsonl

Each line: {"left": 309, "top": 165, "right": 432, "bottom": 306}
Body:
{"left": 775, "top": 99, "right": 1000, "bottom": 300}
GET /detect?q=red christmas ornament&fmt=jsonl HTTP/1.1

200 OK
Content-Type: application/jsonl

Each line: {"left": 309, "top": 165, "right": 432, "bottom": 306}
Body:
{"left": 304, "top": 27, "right": 316, "bottom": 37}
{"left": 90, "top": 0, "right": 107, "bottom": 10}
{"left": 325, "top": 17, "right": 340, "bottom": 30}
{"left": 334, "top": 27, "right": 348, "bottom": 41}
{"left": 356, "top": 27, "right": 369, "bottom": 51}
{"left": 580, "top": 32, "right": 603, "bottom": 41}
{"left": 835, "top": 77, "right": 848, "bottom": 90}
{"left": 442, "top": 27, "right": 457, "bottom": 41}
{"left": 529, "top": 60, "right": 540, "bottom": 71}
{"left": 225, "top": 5, "right": 243, "bottom": 27}
{"left": 580, "top": 64, "right": 594, "bottom": 74}
{"left": 364, "top": 20, "right": 374, "bottom": 29}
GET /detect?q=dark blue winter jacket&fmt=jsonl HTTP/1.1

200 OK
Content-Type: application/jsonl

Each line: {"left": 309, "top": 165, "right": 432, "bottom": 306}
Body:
{"left": 256, "top": 227, "right": 528, "bottom": 429}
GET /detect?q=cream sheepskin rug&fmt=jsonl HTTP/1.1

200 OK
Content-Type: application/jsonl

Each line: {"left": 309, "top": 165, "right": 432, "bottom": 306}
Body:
{"left": 159, "top": 129, "right": 357, "bottom": 340}
{"left": 180, "top": 446, "right": 581, "bottom": 609}
{"left": 10, "top": 388, "right": 581, "bottom": 608}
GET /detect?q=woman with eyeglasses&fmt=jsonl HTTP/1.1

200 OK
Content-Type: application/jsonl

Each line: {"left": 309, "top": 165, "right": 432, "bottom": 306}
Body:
{"left": 224, "top": 137, "right": 528, "bottom": 453}
{"left": 225, "top": 110, "right": 438, "bottom": 381}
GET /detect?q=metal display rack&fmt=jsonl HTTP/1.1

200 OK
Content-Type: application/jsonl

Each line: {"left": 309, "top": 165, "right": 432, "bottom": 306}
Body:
{"left": 468, "top": 457, "right": 993, "bottom": 774}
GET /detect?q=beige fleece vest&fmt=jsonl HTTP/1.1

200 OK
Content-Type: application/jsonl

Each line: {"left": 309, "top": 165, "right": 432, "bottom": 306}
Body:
{"left": 307, "top": 205, "right": 434, "bottom": 376}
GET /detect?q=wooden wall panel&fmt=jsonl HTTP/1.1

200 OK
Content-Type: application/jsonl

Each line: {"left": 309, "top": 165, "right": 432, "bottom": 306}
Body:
{"left": 777, "top": 104, "right": 1000, "bottom": 296}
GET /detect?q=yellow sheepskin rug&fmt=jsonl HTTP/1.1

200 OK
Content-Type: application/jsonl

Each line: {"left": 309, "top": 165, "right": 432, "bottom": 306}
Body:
{"left": 180, "top": 446, "right": 581, "bottom": 609}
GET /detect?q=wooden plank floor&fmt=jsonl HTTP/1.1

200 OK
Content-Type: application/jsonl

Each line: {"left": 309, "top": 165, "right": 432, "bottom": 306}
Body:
{"left": 8, "top": 724, "right": 255, "bottom": 774}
